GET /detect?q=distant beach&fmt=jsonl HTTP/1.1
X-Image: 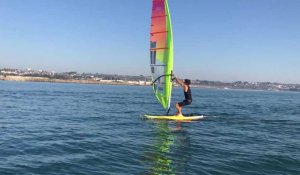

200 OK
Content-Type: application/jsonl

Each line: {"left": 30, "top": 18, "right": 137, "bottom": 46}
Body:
{"left": 0, "top": 75, "right": 151, "bottom": 86}
{"left": 1, "top": 68, "right": 300, "bottom": 92}
{"left": 1, "top": 75, "right": 300, "bottom": 93}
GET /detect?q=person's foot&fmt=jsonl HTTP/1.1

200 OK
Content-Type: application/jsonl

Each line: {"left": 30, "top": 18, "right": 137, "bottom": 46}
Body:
{"left": 176, "top": 113, "right": 183, "bottom": 116}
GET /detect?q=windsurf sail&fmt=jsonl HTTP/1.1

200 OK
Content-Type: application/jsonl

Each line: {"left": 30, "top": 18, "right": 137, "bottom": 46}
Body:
{"left": 150, "top": 0, "right": 173, "bottom": 111}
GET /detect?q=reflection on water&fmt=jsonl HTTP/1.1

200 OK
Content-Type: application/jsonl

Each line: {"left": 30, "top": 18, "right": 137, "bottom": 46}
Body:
{"left": 144, "top": 122, "right": 190, "bottom": 175}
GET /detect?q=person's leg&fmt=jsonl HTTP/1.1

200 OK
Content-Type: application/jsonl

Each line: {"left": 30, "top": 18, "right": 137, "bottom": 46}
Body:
{"left": 175, "top": 103, "right": 180, "bottom": 115}
{"left": 178, "top": 106, "right": 182, "bottom": 116}
{"left": 176, "top": 102, "right": 183, "bottom": 116}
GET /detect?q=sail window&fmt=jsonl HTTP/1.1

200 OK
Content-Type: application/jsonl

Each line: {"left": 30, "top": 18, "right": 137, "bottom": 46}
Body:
{"left": 151, "top": 41, "right": 156, "bottom": 48}
{"left": 150, "top": 51, "right": 156, "bottom": 64}
{"left": 151, "top": 67, "right": 155, "bottom": 74}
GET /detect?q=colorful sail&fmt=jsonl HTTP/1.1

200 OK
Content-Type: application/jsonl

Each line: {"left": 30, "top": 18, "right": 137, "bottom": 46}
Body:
{"left": 150, "top": 0, "right": 173, "bottom": 111}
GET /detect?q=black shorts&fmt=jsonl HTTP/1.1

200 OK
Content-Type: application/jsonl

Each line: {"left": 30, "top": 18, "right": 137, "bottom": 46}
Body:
{"left": 178, "top": 100, "right": 192, "bottom": 107}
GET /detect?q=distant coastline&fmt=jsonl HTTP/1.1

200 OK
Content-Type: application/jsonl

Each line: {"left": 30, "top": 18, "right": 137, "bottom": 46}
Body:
{"left": 1, "top": 68, "right": 300, "bottom": 92}
{"left": 0, "top": 75, "right": 147, "bottom": 86}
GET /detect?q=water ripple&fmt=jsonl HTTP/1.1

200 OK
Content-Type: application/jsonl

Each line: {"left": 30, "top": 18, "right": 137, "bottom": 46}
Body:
{"left": 0, "top": 82, "right": 299, "bottom": 174}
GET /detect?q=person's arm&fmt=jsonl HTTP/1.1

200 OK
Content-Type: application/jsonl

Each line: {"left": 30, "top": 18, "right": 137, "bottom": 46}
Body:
{"left": 174, "top": 77, "right": 187, "bottom": 90}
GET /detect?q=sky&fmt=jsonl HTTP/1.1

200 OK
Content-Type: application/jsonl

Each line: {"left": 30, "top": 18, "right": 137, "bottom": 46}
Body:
{"left": 0, "top": 0, "right": 299, "bottom": 84}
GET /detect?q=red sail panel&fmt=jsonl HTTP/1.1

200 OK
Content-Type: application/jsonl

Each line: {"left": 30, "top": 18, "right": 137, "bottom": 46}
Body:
{"left": 151, "top": 0, "right": 167, "bottom": 57}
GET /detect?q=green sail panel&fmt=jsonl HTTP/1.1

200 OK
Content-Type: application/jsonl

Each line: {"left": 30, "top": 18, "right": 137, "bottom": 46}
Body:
{"left": 150, "top": 0, "right": 173, "bottom": 111}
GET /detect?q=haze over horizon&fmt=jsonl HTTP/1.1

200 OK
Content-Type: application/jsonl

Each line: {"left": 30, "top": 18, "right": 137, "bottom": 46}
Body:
{"left": 0, "top": 0, "right": 299, "bottom": 84}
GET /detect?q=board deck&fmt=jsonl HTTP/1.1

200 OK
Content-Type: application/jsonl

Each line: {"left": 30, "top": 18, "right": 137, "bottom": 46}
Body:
{"left": 144, "top": 114, "right": 204, "bottom": 121}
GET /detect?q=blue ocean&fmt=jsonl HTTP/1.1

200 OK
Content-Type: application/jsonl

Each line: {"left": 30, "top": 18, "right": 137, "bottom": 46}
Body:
{"left": 0, "top": 81, "right": 299, "bottom": 175}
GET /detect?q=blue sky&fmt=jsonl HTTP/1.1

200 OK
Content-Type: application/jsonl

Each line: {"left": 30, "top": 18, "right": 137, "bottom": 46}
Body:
{"left": 0, "top": 0, "right": 299, "bottom": 83}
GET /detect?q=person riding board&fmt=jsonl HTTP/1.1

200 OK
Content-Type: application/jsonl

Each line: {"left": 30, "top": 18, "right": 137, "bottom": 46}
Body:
{"left": 174, "top": 76, "right": 192, "bottom": 116}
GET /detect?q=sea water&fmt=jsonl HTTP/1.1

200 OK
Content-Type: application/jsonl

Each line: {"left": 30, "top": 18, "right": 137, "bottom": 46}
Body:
{"left": 0, "top": 81, "right": 299, "bottom": 175}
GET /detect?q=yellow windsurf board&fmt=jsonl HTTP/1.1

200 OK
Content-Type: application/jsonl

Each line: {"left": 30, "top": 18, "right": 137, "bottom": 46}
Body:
{"left": 144, "top": 115, "right": 203, "bottom": 121}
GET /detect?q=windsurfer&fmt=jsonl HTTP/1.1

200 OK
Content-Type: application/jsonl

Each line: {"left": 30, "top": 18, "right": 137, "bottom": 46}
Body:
{"left": 174, "top": 77, "right": 192, "bottom": 116}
